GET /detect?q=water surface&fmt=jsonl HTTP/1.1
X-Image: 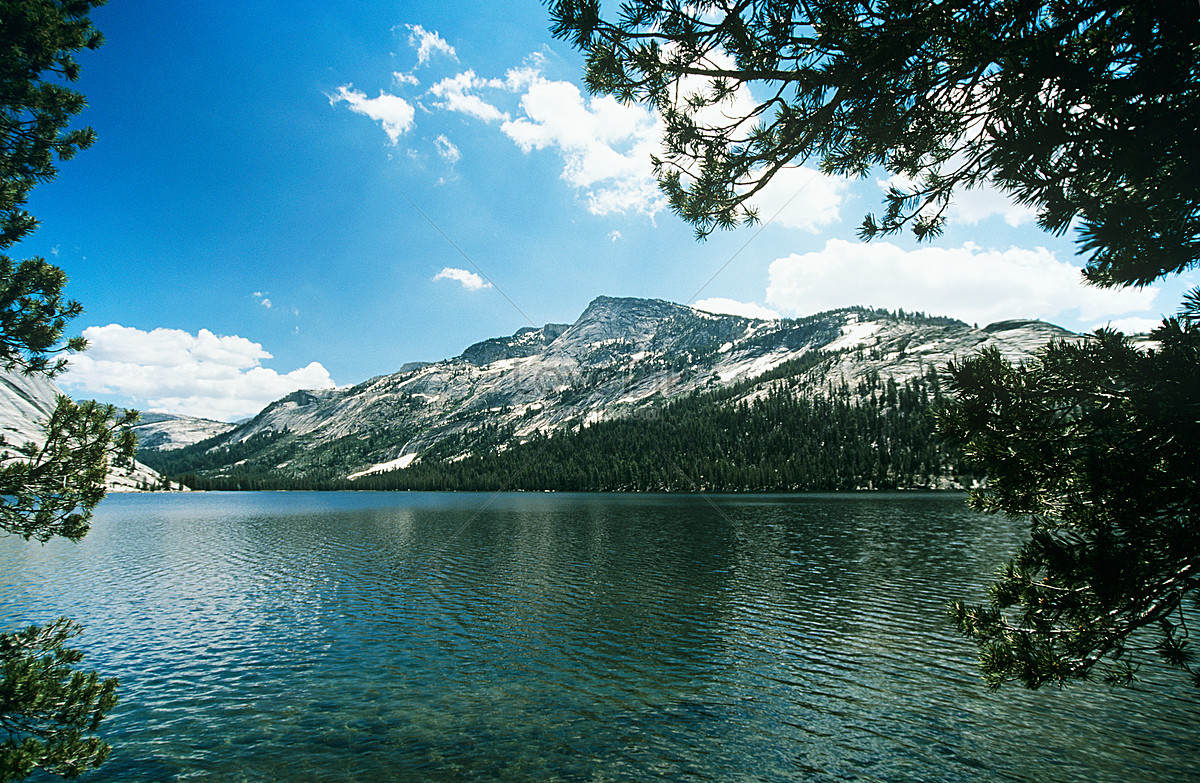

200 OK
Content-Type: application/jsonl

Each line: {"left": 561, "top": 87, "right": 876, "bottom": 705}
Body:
{"left": 1, "top": 492, "right": 1196, "bottom": 781}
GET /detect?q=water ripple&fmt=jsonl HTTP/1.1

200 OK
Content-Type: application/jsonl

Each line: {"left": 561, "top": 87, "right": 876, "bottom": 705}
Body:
{"left": 1, "top": 492, "right": 1197, "bottom": 782}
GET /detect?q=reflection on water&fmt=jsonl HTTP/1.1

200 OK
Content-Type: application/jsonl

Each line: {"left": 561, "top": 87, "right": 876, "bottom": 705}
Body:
{"left": 1, "top": 492, "right": 1197, "bottom": 781}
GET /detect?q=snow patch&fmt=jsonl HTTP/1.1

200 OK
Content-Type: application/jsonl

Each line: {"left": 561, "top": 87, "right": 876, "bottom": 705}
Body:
{"left": 484, "top": 356, "right": 533, "bottom": 372}
{"left": 716, "top": 352, "right": 794, "bottom": 383}
{"left": 742, "top": 321, "right": 778, "bottom": 340}
{"left": 348, "top": 452, "right": 418, "bottom": 480}
{"left": 823, "top": 321, "right": 881, "bottom": 352}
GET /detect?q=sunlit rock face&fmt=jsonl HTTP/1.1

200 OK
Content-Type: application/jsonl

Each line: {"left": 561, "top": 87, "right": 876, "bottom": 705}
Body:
{"left": 141, "top": 296, "right": 1076, "bottom": 482}
{"left": 132, "top": 412, "right": 235, "bottom": 451}
{"left": 0, "top": 369, "right": 168, "bottom": 492}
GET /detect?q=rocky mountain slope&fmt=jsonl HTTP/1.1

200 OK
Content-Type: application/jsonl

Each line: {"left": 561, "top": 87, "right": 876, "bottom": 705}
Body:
{"left": 0, "top": 369, "right": 166, "bottom": 492}
{"left": 141, "top": 296, "right": 1075, "bottom": 487}
{"left": 132, "top": 412, "right": 235, "bottom": 451}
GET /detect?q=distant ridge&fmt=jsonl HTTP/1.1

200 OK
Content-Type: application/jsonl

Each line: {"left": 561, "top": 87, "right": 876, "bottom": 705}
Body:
{"left": 137, "top": 296, "right": 1075, "bottom": 490}
{"left": 0, "top": 369, "right": 169, "bottom": 492}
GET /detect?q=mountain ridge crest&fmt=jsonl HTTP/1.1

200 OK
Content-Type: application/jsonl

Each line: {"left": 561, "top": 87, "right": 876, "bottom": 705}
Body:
{"left": 136, "top": 296, "right": 1074, "bottom": 485}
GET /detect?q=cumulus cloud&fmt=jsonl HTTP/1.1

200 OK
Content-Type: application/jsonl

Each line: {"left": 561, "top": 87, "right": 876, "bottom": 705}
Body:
{"left": 59, "top": 325, "right": 336, "bottom": 422}
{"left": 748, "top": 166, "right": 851, "bottom": 233}
{"left": 417, "top": 50, "right": 846, "bottom": 223}
{"left": 765, "top": 239, "right": 1159, "bottom": 326}
{"left": 950, "top": 183, "right": 1038, "bottom": 226}
{"left": 1094, "top": 316, "right": 1163, "bottom": 335}
{"left": 406, "top": 24, "right": 456, "bottom": 66}
{"left": 432, "top": 267, "right": 491, "bottom": 291}
{"left": 693, "top": 298, "right": 780, "bottom": 320}
{"left": 428, "top": 71, "right": 509, "bottom": 123}
{"left": 333, "top": 33, "right": 850, "bottom": 224}
{"left": 500, "top": 73, "right": 664, "bottom": 216}
{"left": 329, "top": 86, "right": 415, "bottom": 144}
{"left": 879, "top": 172, "right": 1038, "bottom": 228}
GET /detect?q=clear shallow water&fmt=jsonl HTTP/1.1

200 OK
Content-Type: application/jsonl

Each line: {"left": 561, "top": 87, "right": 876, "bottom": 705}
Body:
{"left": 1, "top": 491, "right": 1197, "bottom": 782}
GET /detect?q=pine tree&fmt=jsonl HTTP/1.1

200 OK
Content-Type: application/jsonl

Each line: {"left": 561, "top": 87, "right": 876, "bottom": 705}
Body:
{"left": 0, "top": 2, "right": 128, "bottom": 779}
{"left": 549, "top": 0, "right": 1200, "bottom": 688}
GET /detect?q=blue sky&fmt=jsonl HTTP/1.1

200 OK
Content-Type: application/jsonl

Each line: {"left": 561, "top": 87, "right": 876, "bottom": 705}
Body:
{"left": 18, "top": 0, "right": 1192, "bottom": 421}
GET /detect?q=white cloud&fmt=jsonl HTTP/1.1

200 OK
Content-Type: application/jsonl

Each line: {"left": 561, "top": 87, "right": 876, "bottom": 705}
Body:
{"left": 431, "top": 49, "right": 829, "bottom": 222}
{"left": 499, "top": 74, "right": 664, "bottom": 216}
{"left": 748, "top": 166, "right": 850, "bottom": 233}
{"left": 428, "top": 71, "right": 509, "bottom": 123}
{"left": 329, "top": 85, "right": 415, "bottom": 144}
{"left": 432, "top": 267, "right": 491, "bottom": 291}
{"left": 879, "top": 171, "right": 1038, "bottom": 228}
{"left": 59, "top": 325, "right": 336, "bottom": 422}
{"left": 693, "top": 298, "right": 780, "bottom": 320}
{"left": 651, "top": 47, "right": 851, "bottom": 232}
{"left": 393, "top": 71, "right": 420, "bottom": 87}
{"left": 406, "top": 24, "right": 456, "bottom": 66}
{"left": 765, "top": 239, "right": 1159, "bottom": 326}
{"left": 950, "top": 183, "right": 1037, "bottom": 226}
{"left": 435, "top": 134, "right": 461, "bottom": 163}
{"left": 260, "top": 298, "right": 272, "bottom": 309}
{"left": 1094, "top": 316, "right": 1163, "bottom": 335}
{"left": 608, "top": 230, "right": 622, "bottom": 242}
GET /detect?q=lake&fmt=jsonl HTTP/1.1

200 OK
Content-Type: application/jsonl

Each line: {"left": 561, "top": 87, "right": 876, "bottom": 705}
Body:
{"left": 2, "top": 492, "right": 1197, "bottom": 781}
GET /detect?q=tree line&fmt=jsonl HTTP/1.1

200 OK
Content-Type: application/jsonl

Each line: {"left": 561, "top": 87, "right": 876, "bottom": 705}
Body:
{"left": 165, "top": 367, "right": 976, "bottom": 493}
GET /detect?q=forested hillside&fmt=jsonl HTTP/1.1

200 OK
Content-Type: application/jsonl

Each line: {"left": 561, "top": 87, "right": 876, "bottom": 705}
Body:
{"left": 165, "top": 365, "right": 975, "bottom": 492}
{"left": 134, "top": 298, "right": 1061, "bottom": 492}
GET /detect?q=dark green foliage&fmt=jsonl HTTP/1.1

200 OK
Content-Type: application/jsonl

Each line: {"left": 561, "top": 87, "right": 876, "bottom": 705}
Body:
{"left": 139, "top": 423, "right": 422, "bottom": 488}
{"left": 0, "top": 0, "right": 104, "bottom": 375}
{"left": 942, "top": 299, "right": 1200, "bottom": 688}
{"left": 353, "top": 371, "right": 964, "bottom": 492}
{"left": 0, "top": 2, "right": 122, "bottom": 778}
{"left": 138, "top": 428, "right": 293, "bottom": 478}
{"left": 0, "top": 619, "right": 117, "bottom": 782}
{"left": 0, "top": 0, "right": 129, "bottom": 542}
{"left": 0, "top": 257, "right": 84, "bottom": 378}
{"left": 0, "top": 0, "right": 105, "bottom": 247}
{"left": 549, "top": 0, "right": 1200, "bottom": 286}
{"left": 0, "top": 397, "right": 136, "bottom": 543}
{"left": 164, "top": 360, "right": 971, "bottom": 493}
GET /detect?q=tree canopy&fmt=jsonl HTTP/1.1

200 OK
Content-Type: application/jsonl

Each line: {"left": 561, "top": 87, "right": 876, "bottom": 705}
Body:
{"left": 1, "top": 0, "right": 105, "bottom": 375}
{"left": 0, "top": 620, "right": 117, "bottom": 782}
{"left": 551, "top": 0, "right": 1200, "bottom": 689}
{"left": 0, "top": 1, "right": 127, "bottom": 779}
{"left": 942, "top": 296, "right": 1200, "bottom": 688}
{"left": 549, "top": 0, "right": 1200, "bottom": 286}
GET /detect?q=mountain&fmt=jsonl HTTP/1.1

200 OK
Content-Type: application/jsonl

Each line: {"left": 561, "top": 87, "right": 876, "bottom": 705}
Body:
{"left": 0, "top": 369, "right": 167, "bottom": 492}
{"left": 132, "top": 412, "right": 235, "bottom": 451}
{"left": 139, "top": 296, "right": 1076, "bottom": 489}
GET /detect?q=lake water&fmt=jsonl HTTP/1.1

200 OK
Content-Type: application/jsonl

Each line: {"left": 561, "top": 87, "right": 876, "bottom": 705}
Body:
{"left": 1, "top": 492, "right": 1197, "bottom": 781}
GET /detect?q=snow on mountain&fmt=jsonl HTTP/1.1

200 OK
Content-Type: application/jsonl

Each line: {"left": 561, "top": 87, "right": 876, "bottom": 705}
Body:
{"left": 147, "top": 297, "right": 1077, "bottom": 484}
{"left": 133, "top": 412, "right": 235, "bottom": 451}
{"left": 0, "top": 370, "right": 59, "bottom": 447}
{"left": 0, "top": 369, "right": 167, "bottom": 492}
